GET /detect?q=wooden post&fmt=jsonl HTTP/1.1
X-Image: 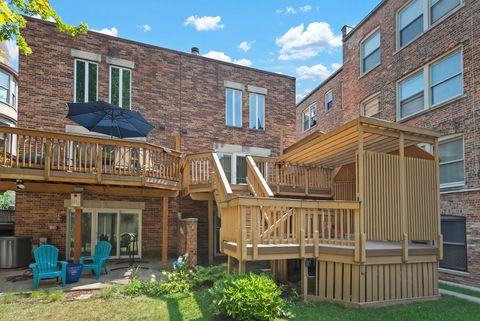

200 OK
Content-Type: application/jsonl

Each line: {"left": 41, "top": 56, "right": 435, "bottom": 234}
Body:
{"left": 74, "top": 207, "right": 82, "bottom": 264}
{"left": 44, "top": 139, "right": 51, "bottom": 180}
{"left": 356, "top": 126, "right": 365, "bottom": 262}
{"left": 301, "top": 258, "right": 308, "bottom": 301}
{"left": 162, "top": 197, "right": 169, "bottom": 268}
{"left": 208, "top": 196, "right": 214, "bottom": 265}
{"left": 279, "top": 128, "right": 284, "bottom": 156}
{"left": 175, "top": 133, "right": 181, "bottom": 151}
{"left": 96, "top": 144, "right": 103, "bottom": 183}
{"left": 399, "top": 132, "right": 408, "bottom": 262}
{"left": 238, "top": 260, "right": 246, "bottom": 274}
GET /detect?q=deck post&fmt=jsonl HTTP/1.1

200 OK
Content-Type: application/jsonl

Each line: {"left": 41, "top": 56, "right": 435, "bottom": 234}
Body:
{"left": 44, "top": 139, "right": 51, "bottom": 180}
{"left": 301, "top": 258, "right": 308, "bottom": 301}
{"left": 162, "top": 197, "right": 169, "bottom": 269}
{"left": 227, "top": 256, "right": 233, "bottom": 274}
{"left": 73, "top": 207, "right": 82, "bottom": 264}
{"left": 96, "top": 144, "right": 103, "bottom": 183}
{"left": 399, "top": 132, "right": 408, "bottom": 262}
{"left": 356, "top": 125, "right": 365, "bottom": 262}
{"left": 208, "top": 196, "right": 214, "bottom": 265}
{"left": 238, "top": 260, "right": 246, "bottom": 274}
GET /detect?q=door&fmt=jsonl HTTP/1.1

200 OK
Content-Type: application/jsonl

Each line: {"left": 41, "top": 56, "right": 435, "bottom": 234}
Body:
{"left": 97, "top": 212, "right": 118, "bottom": 257}
{"left": 67, "top": 210, "right": 93, "bottom": 258}
{"left": 119, "top": 212, "right": 140, "bottom": 257}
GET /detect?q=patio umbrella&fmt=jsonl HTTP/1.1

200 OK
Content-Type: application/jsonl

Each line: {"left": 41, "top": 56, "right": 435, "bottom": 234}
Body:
{"left": 66, "top": 101, "right": 154, "bottom": 138}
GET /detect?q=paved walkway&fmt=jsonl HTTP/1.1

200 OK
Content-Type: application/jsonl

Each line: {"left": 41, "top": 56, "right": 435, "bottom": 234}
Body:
{"left": 0, "top": 258, "right": 169, "bottom": 293}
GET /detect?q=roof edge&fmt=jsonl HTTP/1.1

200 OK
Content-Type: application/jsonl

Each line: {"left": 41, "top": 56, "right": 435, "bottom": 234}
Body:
{"left": 296, "top": 66, "right": 343, "bottom": 107}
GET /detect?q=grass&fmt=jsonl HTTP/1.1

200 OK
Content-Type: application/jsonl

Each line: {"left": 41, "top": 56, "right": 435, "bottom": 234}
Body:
{"left": 0, "top": 288, "right": 479, "bottom": 321}
{"left": 440, "top": 282, "right": 480, "bottom": 298}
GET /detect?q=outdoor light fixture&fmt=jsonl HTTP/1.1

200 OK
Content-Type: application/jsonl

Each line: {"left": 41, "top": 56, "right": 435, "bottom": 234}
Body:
{"left": 15, "top": 180, "right": 24, "bottom": 190}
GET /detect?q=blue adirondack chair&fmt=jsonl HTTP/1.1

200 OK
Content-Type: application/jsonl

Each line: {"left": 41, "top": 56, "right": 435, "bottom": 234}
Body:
{"left": 29, "top": 244, "right": 67, "bottom": 289}
{"left": 80, "top": 241, "right": 112, "bottom": 279}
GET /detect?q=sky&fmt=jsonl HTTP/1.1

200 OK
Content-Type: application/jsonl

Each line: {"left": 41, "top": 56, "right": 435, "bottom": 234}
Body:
{"left": 11, "top": 0, "right": 381, "bottom": 102}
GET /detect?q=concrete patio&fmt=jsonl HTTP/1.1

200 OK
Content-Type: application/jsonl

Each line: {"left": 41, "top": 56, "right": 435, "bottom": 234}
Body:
{"left": 0, "top": 257, "right": 169, "bottom": 293}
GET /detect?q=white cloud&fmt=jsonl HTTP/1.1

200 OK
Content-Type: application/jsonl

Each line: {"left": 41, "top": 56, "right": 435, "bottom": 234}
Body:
{"left": 92, "top": 27, "right": 118, "bottom": 37}
{"left": 285, "top": 6, "right": 297, "bottom": 14}
{"left": 296, "top": 63, "right": 340, "bottom": 80}
{"left": 296, "top": 88, "right": 312, "bottom": 102}
{"left": 276, "top": 5, "right": 312, "bottom": 15}
{"left": 31, "top": 14, "right": 55, "bottom": 22}
{"left": 203, "top": 51, "right": 252, "bottom": 67}
{"left": 275, "top": 22, "right": 342, "bottom": 60}
{"left": 299, "top": 5, "right": 312, "bottom": 13}
{"left": 138, "top": 24, "right": 152, "bottom": 32}
{"left": 238, "top": 41, "right": 253, "bottom": 52}
{"left": 184, "top": 15, "right": 224, "bottom": 31}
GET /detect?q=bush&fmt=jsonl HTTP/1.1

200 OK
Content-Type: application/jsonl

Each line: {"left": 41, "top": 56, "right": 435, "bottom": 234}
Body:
{"left": 122, "top": 269, "right": 191, "bottom": 297}
{"left": 99, "top": 286, "right": 120, "bottom": 299}
{"left": 191, "top": 264, "right": 228, "bottom": 288}
{"left": 210, "top": 273, "right": 292, "bottom": 321}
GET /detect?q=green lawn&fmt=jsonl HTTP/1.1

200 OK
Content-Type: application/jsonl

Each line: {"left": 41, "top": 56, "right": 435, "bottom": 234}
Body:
{"left": 0, "top": 290, "right": 479, "bottom": 321}
{"left": 440, "top": 283, "right": 480, "bottom": 299}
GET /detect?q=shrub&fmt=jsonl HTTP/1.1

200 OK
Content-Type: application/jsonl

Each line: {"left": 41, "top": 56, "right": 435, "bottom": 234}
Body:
{"left": 99, "top": 286, "right": 120, "bottom": 299}
{"left": 122, "top": 269, "right": 191, "bottom": 297}
{"left": 191, "top": 264, "right": 228, "bottom": 288}
{"left": 30, "top": 290, "right": 64, "bottom": 302}
{"left": 210, "top": 273, "right": 292, "bottom": 321}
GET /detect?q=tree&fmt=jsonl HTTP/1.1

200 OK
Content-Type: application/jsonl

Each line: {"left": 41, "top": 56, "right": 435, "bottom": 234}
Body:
{"left": 0, "top": 0, "right": 87, "bottom": 55}
{"left": 0, "top": 190, "right": 15, "bottom": 209}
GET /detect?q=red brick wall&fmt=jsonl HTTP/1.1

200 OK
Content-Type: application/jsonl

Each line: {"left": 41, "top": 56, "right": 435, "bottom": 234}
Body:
{"left": 16, "top": 18, "right": 296, "bottom": 263}
{"left": 296, "top": 0, "right": 480, "bottom": 286}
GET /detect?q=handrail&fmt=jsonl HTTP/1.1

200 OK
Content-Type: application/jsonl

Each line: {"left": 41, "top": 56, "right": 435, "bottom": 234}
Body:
{"left": 246, "top": 156, "right": 273, "bottom": 197}
{"left": 0, "top": 126, "right": 181, "bottom": 156}
{"left": 211, "top": 152, "right": 233, "bottom": 199}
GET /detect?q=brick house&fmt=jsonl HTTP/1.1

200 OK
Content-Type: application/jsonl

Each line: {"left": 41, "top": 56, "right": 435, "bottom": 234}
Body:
{"left": 297, "top": 0, "right": 480, "bottom": 286}
{"left": 11, "top": 16, "right": 295, "bottom": 264}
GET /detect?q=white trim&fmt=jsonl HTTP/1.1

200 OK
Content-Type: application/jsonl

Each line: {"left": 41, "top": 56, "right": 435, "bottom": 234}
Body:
{"left": 249, "top": 92, "right": 265, "bottom": 130}
{"left": 247, "top": 85, "right": 267, "bottom": 95}
{"left": 225, "top": 87, "right": 242, "bottom": 127}
{"left": 439, "top": 134, "right": 465, "bottom": 188}
{"left": 106, "top": 56, "right": 135, "bottom": 69}
{"left": 360, "top": 28, "right": 381, "bottom": 76}
{"left": 70, "top": 49, "right": 101, "bottom": 62}
{"left": 302, "top": 103, "right": 317, "bottom": 132}
{"left": 109, "top": 65, "right": 132, "bottom": 109}
{"left": 438, "top": 268, "right": 470, "bottom": 277}
{"left": 73, "top": 59, "right": 98, "bottom": 103}
{"left": 324, "top": 90, "right": 333, "bottom": 111}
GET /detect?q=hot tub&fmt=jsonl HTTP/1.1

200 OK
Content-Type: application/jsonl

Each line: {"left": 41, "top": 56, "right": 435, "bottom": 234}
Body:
{"left": 0, "top": 236, "right": 32, "bottom": 268}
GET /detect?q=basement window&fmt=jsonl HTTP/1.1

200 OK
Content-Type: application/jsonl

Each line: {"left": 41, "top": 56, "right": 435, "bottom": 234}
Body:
{"left": 440, "top": 215, "right": 467, "bottom": 272}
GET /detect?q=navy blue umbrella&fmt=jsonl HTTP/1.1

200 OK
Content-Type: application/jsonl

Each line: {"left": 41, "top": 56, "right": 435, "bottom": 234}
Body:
{"left": 66, "top": 101, "right": 154, "bottom": 138}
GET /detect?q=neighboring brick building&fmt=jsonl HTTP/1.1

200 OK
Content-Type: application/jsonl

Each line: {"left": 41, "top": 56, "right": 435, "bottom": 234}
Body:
{"left": 297, "top": 0, "right": 480, "bottom": 286}
{"left": 15, "top": 17, "right": 295, "bottom": 262}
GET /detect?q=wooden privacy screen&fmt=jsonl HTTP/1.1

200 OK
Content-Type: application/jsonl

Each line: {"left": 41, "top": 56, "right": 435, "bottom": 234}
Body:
{"left": 316, "top": 260, "right": 438, "bottom": 304}
{"left": 362, "top": 151, "right": 438, "bottom": 241}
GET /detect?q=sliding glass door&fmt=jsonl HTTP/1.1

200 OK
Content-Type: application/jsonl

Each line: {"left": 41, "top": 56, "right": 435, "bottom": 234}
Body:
{"left": 67, "top": 209, "right": 141, "bottom": 259}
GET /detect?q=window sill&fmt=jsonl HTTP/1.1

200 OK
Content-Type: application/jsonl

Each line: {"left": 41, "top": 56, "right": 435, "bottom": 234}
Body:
{"left": 302, "top": 124, "right": 318, "bottom": 134}
{"left": 358, "top": 63, "right": 381, "bottom": 80}
{"left": 397, "top": 94, "right": 467, "bottom": 123}
{"left": 438, "top": 267, "right": 470, "bottom": 277}
{"left": 225, "top": 125, "right": 244, "bottom": 130}
{"left": 0, "top": 101, "right": 17, "bottom": 111}
{"left": 441, "top": 183, "right": 466, "bottom": 191}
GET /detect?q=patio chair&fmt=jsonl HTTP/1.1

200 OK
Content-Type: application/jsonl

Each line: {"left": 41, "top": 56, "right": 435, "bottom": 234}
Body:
{"left": 29, "top": 244, "right": 67, "bottom": 289}
{"left": 80, "top": 241, "right": 112, "bottom": 279}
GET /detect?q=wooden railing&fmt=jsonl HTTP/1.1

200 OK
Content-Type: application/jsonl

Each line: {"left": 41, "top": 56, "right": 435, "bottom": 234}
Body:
{"left": 246, "top": 156, "right": 273, "bottom": 198}
{"left": 252, "top": 156, "right": 334, "bottom": 197}
{"left": 219, "top": 197, "right": 362, "bottom": 261}
{"left": 0, "top": 127, "right": 181, "bottom": 185}
{"left": 182, "top": 152, "right": 213, "bottom": 194}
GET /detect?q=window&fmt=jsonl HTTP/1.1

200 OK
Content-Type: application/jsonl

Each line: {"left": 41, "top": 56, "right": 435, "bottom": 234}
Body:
{"left": 0, "top": 71, "right": 9, "bottom": 105}
{"left": 430, "top": 50, "right": 462, "bottom": 105}
{"left": 398, "top": 0, "right": 463, "bottom": 49}
{"left": 439, "top": 135, "right": 464, "bottom": 187}
{"left": 325, "top": 91, "right": 333, "bottom": 111}
{"left": 399, "top": 0, "right": 423, "bottom": 47}
{"left": 399, "top": 72, "right": 425, "bottom": 119}
{"left": 217, "top": 152, "right": 247, "bottom": 184}
{"left": 361, "top": 94, "right": 380, "bottom": 118}
{"left": 397, "top": 49, "right": 463, "bottom": 120}
{"left": 431, "top": 0, "right": 462, "bottom": 24}
{"left": 249, "top": 93, "right": 265, "bottom": 130}
{"left": 11, "top": 79, "right": 17, "bottom": 109}
{"left": 74, "top": 59, "right": 98, "bottom": 103}
{"left": 217, "top": 153, "right": 232, "bottom": 183}
{"left": 110, "top": 66, "right": 132, "bottom": 109}
{"left": 361, "top": 30, "right": 381, "bottom": 74}
{"left": 302, "top": 103, "right": 317, "bottom": 132}
{"left": 226, "top": 88, "right": 242, "bottom": 127}
{"left": 440, "top": 216, "right": 467, "bottom": 271}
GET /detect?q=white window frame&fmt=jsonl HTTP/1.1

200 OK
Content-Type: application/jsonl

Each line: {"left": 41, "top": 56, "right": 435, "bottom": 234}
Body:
{"left": 0, "top": 70, "right": 10, "bottom": 106}
{"left": 360, "top": 29, "right": 381, "bottom": 75}
{"left": 360, "top": 93, "right": 380, "bottom": 117}
{"left": 439, "top": 134, "right": 465, "bottom": 188}
{"left": 396, "top": 0, "right": 464, "bottom": 50}
{"left": 249, "top": 93, "right": 265, "bottom": 130}
{"left": 225, "top": 88, "right": 242, "bottom": 127}
{"left": 324, "top": 90, "right": 333, "bottom": 111}
{"left": 302, "top": 103, "right": 317, "bottom": 132}
{"left": 73, "top": 59, "right": 98, "bottom": 103}
{"left": 109, "top": 65, "right": 132, "bottom": 109}
{"left": 396, "top": 47, "right": 463, "bottom": 121}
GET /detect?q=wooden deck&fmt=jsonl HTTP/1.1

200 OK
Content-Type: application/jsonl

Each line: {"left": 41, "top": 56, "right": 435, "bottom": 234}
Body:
{"left": 0, "top": 126, "right": 181, "bottom": 194}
